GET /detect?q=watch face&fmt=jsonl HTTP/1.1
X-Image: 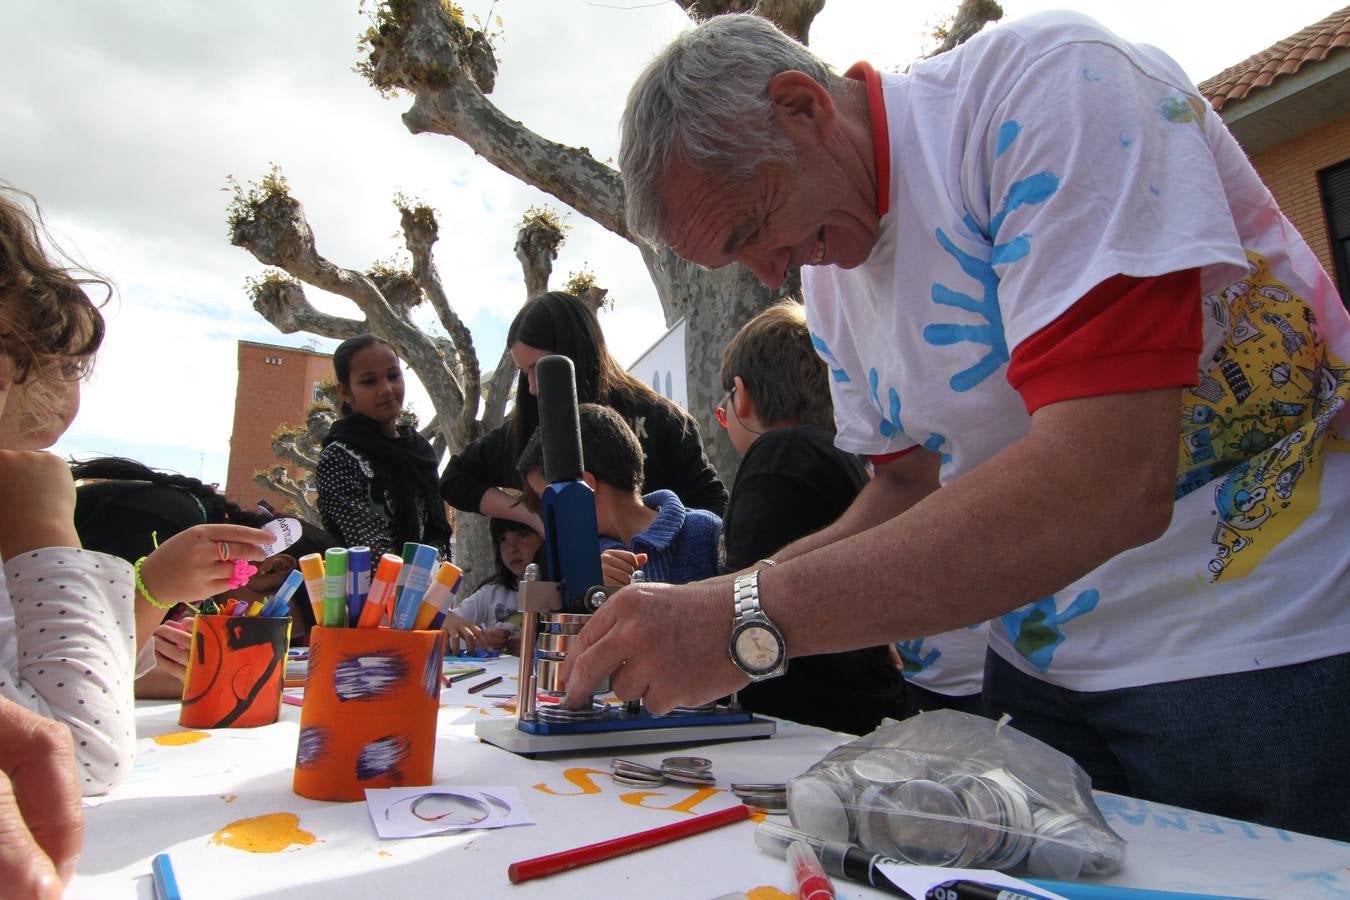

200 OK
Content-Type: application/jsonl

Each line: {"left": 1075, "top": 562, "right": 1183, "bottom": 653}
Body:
{"left": 733, "top": 623, "right": 782, "bottom": 673}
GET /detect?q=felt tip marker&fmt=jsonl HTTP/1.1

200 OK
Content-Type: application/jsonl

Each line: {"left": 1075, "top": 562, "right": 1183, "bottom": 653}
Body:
{"left": 789, "top": 839, "right": 836, "bottom": 900}
{"left": 266, "top": 568, "right": 305, "bottom": 617}
{"left": 390, "top": 541, "right": 419, "bottom": 621}
{"left": 392, "top": 544, "right": 438, "bottom": 629}
{"left": 358, "top": 553, "right": 402, "bottom": 628}
{"left": 346, "top": 546, "right": 372, "bottom": 626}
{"left": 151, "top": 853, "right": 181, "bottom": 900}
{"left": 322, "top": 547, "right": 349, "bottom": 627}
{"left": 412, "top": 561, "right": 464, "bottom": 630}
{"left": 298, "top": 553, "right": 326, "bottom": 624}
{"left": 244, "top": 600, "right": 264, "bottom": 617}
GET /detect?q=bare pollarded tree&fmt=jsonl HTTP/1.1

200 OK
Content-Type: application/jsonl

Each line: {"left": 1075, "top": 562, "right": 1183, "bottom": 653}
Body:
{"left": 228, "top": 169, "right": 590, "bottom": 585}
{"left": 352, "top": 0, "right": 1000, "bottom": 482}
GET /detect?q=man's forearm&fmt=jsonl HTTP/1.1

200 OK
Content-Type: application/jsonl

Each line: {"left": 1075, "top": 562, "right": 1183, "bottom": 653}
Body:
{"left": 772, "top": 452, "right": 940, "bottom": 564}
{"left": 763, "top": 390, "right": 1180, "bottom": 657}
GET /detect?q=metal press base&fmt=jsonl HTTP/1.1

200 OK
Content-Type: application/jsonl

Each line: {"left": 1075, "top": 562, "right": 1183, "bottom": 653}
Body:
{"left": 474, "top": 715, "right": 777, "bottom": 756}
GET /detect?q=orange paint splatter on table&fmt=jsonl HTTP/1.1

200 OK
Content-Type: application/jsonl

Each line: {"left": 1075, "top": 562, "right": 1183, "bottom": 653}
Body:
{"left": 746, "top": 887, "right": 793, "bottom": 900}
{"left": 211, "top": 813, "right": 317, "bottom": 853}
{"left": 153, "top": 731, "right": 210, "bottom": 746}
{"left": 219, "top": 794, "right": 237, "bottom": 803}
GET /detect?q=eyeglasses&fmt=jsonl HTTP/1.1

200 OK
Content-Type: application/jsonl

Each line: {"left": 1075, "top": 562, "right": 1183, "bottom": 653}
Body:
{"left": 715, "top": 386, "right": 735, "bottom": 429}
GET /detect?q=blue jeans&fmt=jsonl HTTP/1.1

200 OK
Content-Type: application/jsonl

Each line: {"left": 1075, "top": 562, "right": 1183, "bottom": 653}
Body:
{"left": 983, "top": 649, "right": 1350, "bottom": 842}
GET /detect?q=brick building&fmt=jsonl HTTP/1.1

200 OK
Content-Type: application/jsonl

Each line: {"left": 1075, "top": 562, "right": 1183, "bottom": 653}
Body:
{"left": 224, "top": 340, "right": 333, "bottom": 513}
{"left": 1199, "top": 7, "right": 1350, "bottom": 305}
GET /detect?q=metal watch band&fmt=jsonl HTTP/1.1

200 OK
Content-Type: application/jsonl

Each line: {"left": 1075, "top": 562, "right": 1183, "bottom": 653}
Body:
{"left": 734, "top": 570, "right": 764, "bottom": 618}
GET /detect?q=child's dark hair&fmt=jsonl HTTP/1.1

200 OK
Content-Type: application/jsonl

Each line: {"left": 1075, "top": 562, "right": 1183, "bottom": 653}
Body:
{"left": 70, "top": 456, "right": 339, "bottom": 557}
{"left": 332, "top": 334, "right": 393, "bottom": 416}
{"left": 71, "top": 457, "right": 263, "bottom": 526}
{"left": 486, "top": 517, "right": 538, "bottom": 592}
{"left": 0, "top": 185, "right": 107, "bottom": 428}
{"left": 720, "top": 298, "right": 835, "bottom": 430}
{"left": 517, "top": 403, "right": 644, "bottom": 511}
{"left": 505, "top": 292, "right": 668, "bottom": 481}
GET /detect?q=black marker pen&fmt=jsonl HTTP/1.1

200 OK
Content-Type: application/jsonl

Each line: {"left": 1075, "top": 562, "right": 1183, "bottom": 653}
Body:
{"left": 755, "top": 821, "right": 1058, "bottom": 900}
{"left": 755, "top": 819, "right": 912, "bottom": 897}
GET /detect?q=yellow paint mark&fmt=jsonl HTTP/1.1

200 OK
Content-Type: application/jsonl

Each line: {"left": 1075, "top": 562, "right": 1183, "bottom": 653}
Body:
{"left": 747, "top": 887, "right": 793, "bottom": 900}
{"left": 377, "top": 850, "right": 393, "bottom": 857}
{"left": 219, "top": 794, "right": 237, "bottom": 804}
{"left": 211, "top": 813, "right": 317, "bottom": 853}
{"left": 153, "top": 730, "right": 210, "bottom": 746}
{"left": 620, "top": 786, "right": 725, "bottom": 814}
{"left": 533, "top": 767, "right": 607, "bottom": 796}
{"left": 748, "top": 808, "right": 767, "bottom": 823}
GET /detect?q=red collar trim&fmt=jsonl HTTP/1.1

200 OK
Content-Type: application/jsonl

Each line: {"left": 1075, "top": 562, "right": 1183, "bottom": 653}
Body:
{"left": 843, "top": 60, "right": 890, "bottom": 217}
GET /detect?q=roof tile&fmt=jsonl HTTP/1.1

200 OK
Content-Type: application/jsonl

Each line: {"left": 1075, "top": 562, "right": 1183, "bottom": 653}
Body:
{"left": 1199, "top": 6, "right": 1350, "bottom": 110}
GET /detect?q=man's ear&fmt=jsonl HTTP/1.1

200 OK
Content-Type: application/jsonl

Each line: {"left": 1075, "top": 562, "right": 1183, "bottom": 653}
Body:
{"left": 767, "top": 70, "right": 836, "bottom": 140}
{"left": 580, "top": 471, "right": 598, "bottom": 491}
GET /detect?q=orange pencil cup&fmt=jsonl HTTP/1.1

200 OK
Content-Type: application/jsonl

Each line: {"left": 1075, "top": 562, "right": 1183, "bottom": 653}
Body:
{"left": 292, "top": 626, "right": 446, "bottom": 802}
{"left": 178, "top": 614, "right": 291, "bottom": 729}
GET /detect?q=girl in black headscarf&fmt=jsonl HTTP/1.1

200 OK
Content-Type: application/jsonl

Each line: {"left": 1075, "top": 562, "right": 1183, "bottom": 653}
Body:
{"left": 316, "top": 335, "right": 451, "bottom": 561}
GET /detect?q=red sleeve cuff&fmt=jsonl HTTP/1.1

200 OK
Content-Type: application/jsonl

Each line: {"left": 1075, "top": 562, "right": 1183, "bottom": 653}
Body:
{"left": 870, "top": 447, "right": 917, "bottom": 466}
{"left": 1008, "top": 269, "right": 1203, "bottom": 415}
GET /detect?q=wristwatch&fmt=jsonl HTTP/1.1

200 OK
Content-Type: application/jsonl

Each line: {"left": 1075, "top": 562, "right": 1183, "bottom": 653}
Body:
{"left": 729, "top": 570, "right": 787, "bottom": 681}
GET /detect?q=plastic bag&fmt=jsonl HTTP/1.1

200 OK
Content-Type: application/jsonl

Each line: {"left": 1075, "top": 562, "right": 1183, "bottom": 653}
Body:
{"left": 785, "top": 709, "right": 1125, "bottom": 878}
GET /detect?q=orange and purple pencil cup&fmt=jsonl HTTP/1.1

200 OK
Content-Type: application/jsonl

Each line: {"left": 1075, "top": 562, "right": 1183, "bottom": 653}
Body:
{"left": 292, "top": 625, "right": 445, "bottom": 801}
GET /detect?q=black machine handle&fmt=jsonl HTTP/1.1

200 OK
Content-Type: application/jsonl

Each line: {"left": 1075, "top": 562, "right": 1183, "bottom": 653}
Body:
{"left": 536, "top": 355, "right": 585, "bottom": 484}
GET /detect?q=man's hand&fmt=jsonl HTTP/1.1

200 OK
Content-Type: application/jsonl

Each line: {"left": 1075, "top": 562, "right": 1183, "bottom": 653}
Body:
{"left": 600, "top": 550, "right": 648, "bottom": 586}
{"left": 0, "top": 450, "right": 79, "bottom": 557}
{"left": 558, "top": 579, "right": 749, "bottom": 714}
{"left": 0, "top": 696, "right": 83, "bottom": 898}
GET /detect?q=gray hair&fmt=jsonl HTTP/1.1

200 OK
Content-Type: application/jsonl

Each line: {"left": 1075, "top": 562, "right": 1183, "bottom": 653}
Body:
{"left": 618, "top": 13, "right": 838, "bottom": 247}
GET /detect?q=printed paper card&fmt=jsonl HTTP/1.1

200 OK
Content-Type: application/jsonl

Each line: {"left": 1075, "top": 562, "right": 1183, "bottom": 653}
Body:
{"left": 365, "top": 786, "right": 533, "bottom": 839}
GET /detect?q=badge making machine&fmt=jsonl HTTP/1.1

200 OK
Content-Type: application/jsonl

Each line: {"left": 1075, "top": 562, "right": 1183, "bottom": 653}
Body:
{"left": 475, "top": 355, "right": 777, "bottom": 755}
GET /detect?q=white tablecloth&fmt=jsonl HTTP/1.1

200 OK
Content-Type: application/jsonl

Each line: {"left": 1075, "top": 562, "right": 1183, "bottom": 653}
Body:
{"left": 71, "top": 656, "right": 1350, "bottom": 898}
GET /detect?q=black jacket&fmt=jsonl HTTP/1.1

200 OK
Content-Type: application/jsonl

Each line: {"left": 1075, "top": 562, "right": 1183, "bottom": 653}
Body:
{"left": 723, "top": 425, "right": 904, "bottom": 735}
{"left": 441, "top": 393, "right": 728, "bottom": 516}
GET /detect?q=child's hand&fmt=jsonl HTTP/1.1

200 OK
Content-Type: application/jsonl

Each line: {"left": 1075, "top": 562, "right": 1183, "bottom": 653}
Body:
{"left": 152, "top": 618, "right": 194, "bottom": 681}
{"left": 481, "top": 627, "right": 513, "bottom": 651}
{"left": 441, "top": 611, "right": 486, "bottom": 656}
{"left": 138, "top": 523, "right": 276, "bottom": 608}
{"left": 0, "top": 450, "right": 79, "bottom": 557}
{"left": 600, "top": 550, "right": 648, "bottom": 586}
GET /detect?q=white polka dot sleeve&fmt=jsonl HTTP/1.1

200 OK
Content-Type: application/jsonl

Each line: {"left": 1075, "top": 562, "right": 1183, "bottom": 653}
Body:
{"left": 316, "top": 442, "right": 397, "bottom": 560}
{"left": 0, "top": 548, "right": 137, "bottom": 795}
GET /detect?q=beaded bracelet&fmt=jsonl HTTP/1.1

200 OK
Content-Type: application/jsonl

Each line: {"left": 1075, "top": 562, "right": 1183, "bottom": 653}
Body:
{"left": 134, "top": 556, "right": 176, "bottom": 610}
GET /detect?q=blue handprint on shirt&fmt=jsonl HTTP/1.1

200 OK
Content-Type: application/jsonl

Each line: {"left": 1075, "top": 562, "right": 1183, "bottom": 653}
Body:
{"left": 926, "top": 121, "right": 1059, "bottom": 394}
{"left": 1001, "top": 589, "right": 1101, "bottom": 673}
{"left": 896, "top": 638, "right": 941, "bottom": 677}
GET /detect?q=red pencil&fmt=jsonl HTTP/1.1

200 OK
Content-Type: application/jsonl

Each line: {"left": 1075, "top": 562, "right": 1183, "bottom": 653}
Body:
{"left": 507, "top": 804, "right": 751, "bottom": 884}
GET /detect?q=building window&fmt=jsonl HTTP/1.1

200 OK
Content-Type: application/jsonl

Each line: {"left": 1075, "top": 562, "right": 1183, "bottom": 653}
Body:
{"left": 263, "top": 355, "right": 284, "bottom": 366}
{"left": 312, "top": 382, "right": 325, "bottom": 403}
{"left": 1318, "top": 158, "right": 1350, "bottom": 310}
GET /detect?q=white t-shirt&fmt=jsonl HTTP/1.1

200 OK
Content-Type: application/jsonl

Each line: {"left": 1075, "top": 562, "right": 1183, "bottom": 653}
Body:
{"left": 805, "top": 11, "right": 1350, "bottom": 692}
{"left": 453, "top": 581, "right": 521, "bottom": 631}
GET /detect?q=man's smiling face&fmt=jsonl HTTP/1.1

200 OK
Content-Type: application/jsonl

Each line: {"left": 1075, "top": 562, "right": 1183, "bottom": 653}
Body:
{"left": 658, "top": 150, "right": 880, "bottom": 289}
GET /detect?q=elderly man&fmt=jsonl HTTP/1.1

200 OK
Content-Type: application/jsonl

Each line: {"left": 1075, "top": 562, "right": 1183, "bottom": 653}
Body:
{"left": 561, "top": 11, "right": 1350, "bottom": 839}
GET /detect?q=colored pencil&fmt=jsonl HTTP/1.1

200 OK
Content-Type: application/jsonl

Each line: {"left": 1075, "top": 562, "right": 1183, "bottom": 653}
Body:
{"left": 507, "top": 804, "right": 750, "bottom": 884}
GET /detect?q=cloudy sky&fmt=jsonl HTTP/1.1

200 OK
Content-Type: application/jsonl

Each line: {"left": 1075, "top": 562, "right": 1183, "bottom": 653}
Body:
{"left": 3, "top": 0, "right": 1340, "bottom": 487}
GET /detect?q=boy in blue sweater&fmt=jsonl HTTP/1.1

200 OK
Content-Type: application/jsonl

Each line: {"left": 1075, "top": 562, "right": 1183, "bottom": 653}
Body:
{"left": 518, "top": 403, "right": 721, "bottom": 586}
